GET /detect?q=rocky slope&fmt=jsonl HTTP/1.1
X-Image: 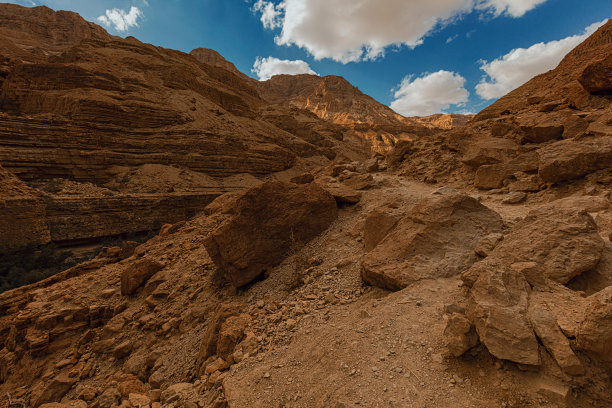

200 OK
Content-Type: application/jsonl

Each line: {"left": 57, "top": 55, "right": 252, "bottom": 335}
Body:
{"left": 390, "top": 19, "right": 612, "bottom": 194}
{"left": 0, "top": 4, "right": 355, "bottom": 254}
{"left": 189, "top": 48, "right": 254, "bottom": 85}
{"left": 257, "top": 74, "right": 439, "bottom": 153}
{"left": 412, "top": 113, "right": 474, "bottom": 129}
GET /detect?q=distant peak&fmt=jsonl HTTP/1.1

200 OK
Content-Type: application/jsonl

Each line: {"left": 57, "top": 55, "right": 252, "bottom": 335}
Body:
{"left": 190, "top": 48, "right": 238, "bottom": 72}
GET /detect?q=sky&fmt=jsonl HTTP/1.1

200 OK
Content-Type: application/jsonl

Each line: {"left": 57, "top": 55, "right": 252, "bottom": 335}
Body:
{"left": 5, "top": 0, "right": 611, "bottom": 116}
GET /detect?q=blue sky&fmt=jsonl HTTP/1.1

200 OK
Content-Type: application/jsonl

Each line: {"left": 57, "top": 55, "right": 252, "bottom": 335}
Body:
{"left": 6, "top": 0, "right": 611, "bottom": 115}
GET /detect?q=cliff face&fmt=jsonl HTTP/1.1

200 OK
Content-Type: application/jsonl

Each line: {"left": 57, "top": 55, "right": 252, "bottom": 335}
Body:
{"left": 413, "top": 113, "right": 474, "bottom": 130}
{"left": 0, "top": 4, "right": 113, "bottom": 62}
{"left": 189, "top": 48, "right": 255, "bottom": 85}
{"left": 0, "top": 4, "right": 347, "bottom": 252}
{"left": 0, "top": 165, "right": 50, "bottom": 253}
{"left": 257, "top": 74, "right": 436, "bottom": 152}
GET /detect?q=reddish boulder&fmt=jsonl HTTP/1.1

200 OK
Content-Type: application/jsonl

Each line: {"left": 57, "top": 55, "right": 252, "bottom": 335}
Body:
{"left": 204, "top": 181, "right": 337, "bottom": 287}
{"left": 444, "top": 312, "right": 479, "bottom": 357}
{"left": 483, "top": 206, "right": 604, "bottom": 285}
{"left": 518, "top": 124, "right": 564, "bottom": 144}
{"left": 363, "top": 209, "right": 399, "bottom": 252}
{"left": 538, "top": 137, "right": 612, "bottom": 183}
{"left": 326, "top": 184, "right": 362, "bottom": 205}
{"left": 468, "top": 263, "right": 540, "bottom": 366}
{"left": 579, "top": 53, "right": 612, "bottom": 94}
{"left": 217, "top": 314, "right": 251, "bottom": 358}
{"left": 576, "top": 286, "right": 612, "bottom": 361}
{"left": 196, "top": 302, "right": 245, "bottom": 372}
{"left": 121, "top": 259, "right": 164, "bottom": 296}
{"left": 462, "top": 138, "right": 519, "bottom": 167}
{"left": 361, "top": 193, "right": 503, "bottom": 291}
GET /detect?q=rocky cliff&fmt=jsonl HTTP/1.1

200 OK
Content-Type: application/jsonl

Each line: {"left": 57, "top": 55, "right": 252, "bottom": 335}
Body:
{"left": 413, "top": 113, "right": 474, "bottom": 130}
{"left": 257, "top": 74, "right": 437, "bottom": 152}
{"left": 0, "top": 165, "right": 50, "bottom": 253}
{"left": 0, "top": 4, "right": 349, "bottom": 253}
{"left": 390, "top": 19, "right": 612, "bottom": 193}
{"left": 189, "top": 48, "right": 254, "bottom": 85}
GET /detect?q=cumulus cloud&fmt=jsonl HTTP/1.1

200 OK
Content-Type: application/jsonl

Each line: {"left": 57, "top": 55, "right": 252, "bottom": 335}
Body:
{"left": 252, "top": 0, "right": 549, "bottom": 63}
{"left": 252, "top": 56, "right": 317, "bottom": 81}
{"left": 97, "top": 6, "right": 143, "bottom": 32}
{"left": 252, "top": 0, "right": 283, "bottom": 29}
{"left": 476, "top": 19, "right": 607, "bottom": 100}
{"left": 475, "top": 0, "right": 548, "bottom": 17}
{"left": 390, "top": 70, "right": 469, "bottom": 116}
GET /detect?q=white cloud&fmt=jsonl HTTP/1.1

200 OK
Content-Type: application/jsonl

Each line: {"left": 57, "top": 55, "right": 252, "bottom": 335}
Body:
{"left": 390, "top": 70, "right": 469, "bottom": 116}
{"left": 475, "top": 0, "right": 548, "bottom": 17}
{"left": 252, "top": 0, "right": 549, "bottom": 63}
{"left": 97, "top": 6, "right": 143, "bottom": 32}
{"left": 252, "top": 56, "right": 317, "bottom": 81}
{"left": 252, "top": 0, "right": 283, "bottom": 29}
{"left": 476, "top": 19, "right": 607, "bottom": 99}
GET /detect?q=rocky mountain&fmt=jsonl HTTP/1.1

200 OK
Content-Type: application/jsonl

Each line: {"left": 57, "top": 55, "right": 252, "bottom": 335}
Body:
{"left": 0, "top": 4, "right": 611, "bottom": 408}
{"left": 0, "top": 4, "right": 113, "bottom": 62}
{"left": 189, "top": 48, "right": 254, "bottom": 84}
{"left": 257, "top": 74, "right": 438, "bottom": 152}
{"left": 413, "top": 113, "right": 474, "bottom": 129}
{"left": 389, "top": 20, "right": 612, "bottom": 192}
{"left": 0, "top": 4, "right": 355, "bottom": 256}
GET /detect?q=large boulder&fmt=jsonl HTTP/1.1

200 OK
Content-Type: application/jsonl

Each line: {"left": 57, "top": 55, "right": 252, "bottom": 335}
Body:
{"left": 579, "top": 53, "right": 612, "bottom": 94}
{"left": 363, "top": 209, "right": 399, "bottom": 252}
{"left": 530, "top": 307, "right": 584, "bottom": 376}
{"left": 462, "top": 138, "right": 519, "bottom": 167}
{"left": 361, "top": 193, "right": 503, "bottom": 291}
{"left": 518, "top": 124, "right": 564, "bottom": 144}
{"left": 477, "top": 205, "right": 604, "bottom": 285}
{"left": 474, "top": 151, "right": 539, "bottom": 190}
{"left": 576, "top": 286, "right": 612, "bottom": 362}
{"left": 121, "top": 259, "right": 164, "bottom": 296}
{"left": 467, "top": 262, "right": 540, "bottom": 366}
{"left": 538, "top": 137, "right": 612, "bottom": 183}
{"left": 204, "top": 181, "right": 337, "bottom": 287}
{"left": 458, "top": 202, "right": 606, "bottom": 366}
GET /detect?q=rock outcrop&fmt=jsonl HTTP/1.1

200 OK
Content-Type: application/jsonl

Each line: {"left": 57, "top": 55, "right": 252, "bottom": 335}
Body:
{"left": 456, "top": 200, "right": 607, "bottom": 371}
{"left": 0, "top": 165, "right": 50, "bottom": 253}
{"left": 257, "top": 74, "right": 435, "bottom": 153}
{"left": 204, "top": 181, "right": 338, "bottom": 287}
{"left": 361, "top": 193, "right": 503, "bottom": 290}
{"left": 464, "top": 205, "right": 604, "bottom": 286}
{"left": 0, "top": 4, "right": 351, "bottom": 252}
{"left": 391, "top": 20, "right": 612, "bottom": 194}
